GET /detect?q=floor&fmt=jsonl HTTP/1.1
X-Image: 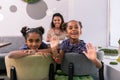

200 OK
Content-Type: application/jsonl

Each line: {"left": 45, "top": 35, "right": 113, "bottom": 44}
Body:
{"left": 0, "top": 70, "right": 9, "bottom": 80}
{"left": 0, "top": 75, "right": 9, "bottom": 80}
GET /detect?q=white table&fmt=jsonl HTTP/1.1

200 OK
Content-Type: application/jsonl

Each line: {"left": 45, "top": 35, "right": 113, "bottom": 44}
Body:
{"left": 103, "top": 57, "right": 120, "bottom": 80}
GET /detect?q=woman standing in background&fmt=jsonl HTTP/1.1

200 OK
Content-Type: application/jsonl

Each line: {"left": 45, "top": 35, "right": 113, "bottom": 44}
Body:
{"left": 46, "top": 13, "right": 66, "bottom": 42}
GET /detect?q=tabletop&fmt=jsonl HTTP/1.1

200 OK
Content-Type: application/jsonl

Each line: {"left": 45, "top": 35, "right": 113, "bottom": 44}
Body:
{"left": 0, "top": 42, "right": 11, "bottom": 48}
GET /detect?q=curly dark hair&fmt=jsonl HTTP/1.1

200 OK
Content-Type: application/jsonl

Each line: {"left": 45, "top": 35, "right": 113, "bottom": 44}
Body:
{"left": 21, "top": 26, "right": 44, "bottom": 40}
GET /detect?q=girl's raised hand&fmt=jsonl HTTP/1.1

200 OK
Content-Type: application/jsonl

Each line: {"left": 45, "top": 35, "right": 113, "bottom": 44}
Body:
{"left": 50, "top": 35, "right": 59, "bottom": 48}
{"left": 83, "top": 43, "right": 96, "bottom": 61}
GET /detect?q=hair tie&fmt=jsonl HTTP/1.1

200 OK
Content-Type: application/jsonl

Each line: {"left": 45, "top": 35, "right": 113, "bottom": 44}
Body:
{"left": 26, "top": 28, "right": 34, "bottom": 33}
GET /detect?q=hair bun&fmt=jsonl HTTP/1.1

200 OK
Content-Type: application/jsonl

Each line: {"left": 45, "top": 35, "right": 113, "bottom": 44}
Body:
{"left": 21, "top": 26, "right": 29, "bottom": 37}
{"left": 36, "top": 26, "right": 44, "bottom": 34}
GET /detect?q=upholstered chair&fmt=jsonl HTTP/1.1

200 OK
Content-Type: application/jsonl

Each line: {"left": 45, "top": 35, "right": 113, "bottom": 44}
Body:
{"left": 5, "top": 55, "right": 55, "bottom": 80}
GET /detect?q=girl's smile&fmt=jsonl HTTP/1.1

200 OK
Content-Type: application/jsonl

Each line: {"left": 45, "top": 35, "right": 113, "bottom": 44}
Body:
{"left": 66, "top": 21, "right": 82, "bottom": 39}
{"left": 26, "top": 32, "right": 42, "bottom": 50}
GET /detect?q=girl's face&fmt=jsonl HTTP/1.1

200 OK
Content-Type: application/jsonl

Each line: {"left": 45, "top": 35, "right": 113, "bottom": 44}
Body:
{"left": 66, "top": 21, "right": 82, "bottom": 39}
{"left": 53, "top": 16, "right": 62, "bottom": 28}
{"left": 25, "top": 32, "right": 42, "bottom": 50}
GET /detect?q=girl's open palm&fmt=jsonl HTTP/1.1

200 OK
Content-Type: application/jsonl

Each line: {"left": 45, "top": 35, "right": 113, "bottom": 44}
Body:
{"left": 50, "top": 35, "right": 59, "bottom": 48}
{"left": 83, "top": 43, "right": 96, "bottom": 61}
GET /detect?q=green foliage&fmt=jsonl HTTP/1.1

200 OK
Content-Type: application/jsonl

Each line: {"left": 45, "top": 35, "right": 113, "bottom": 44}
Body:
{"left": 118, "top": 39, "right": 120, "bottom": 45}
{"left": 99, "top": 48, "right": 118, "bottom": 56}
{"left": 100, "top": 48, "right": 118, "bottom": 53}
{"left": 109, "top": 61, "right": 118, "bottom": 65}
{"left": 23, "top": 0, "right": 40, "bottom": 4}
{"left": 56, "top": 70, "right": 65, "bottom": 75}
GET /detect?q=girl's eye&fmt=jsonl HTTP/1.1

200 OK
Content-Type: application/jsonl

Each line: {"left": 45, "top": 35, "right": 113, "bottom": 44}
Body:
{"left": 75, "top": 26, "right": 78, "bottom": 29}
{"left": 29, "top": 39, "right": 33, "bottom": 43}
{"left": 68, "top": 26, "right": 73, "bottom": 30}
{"left": 35, "top": 39, "right": 40, "bottom": 43}
{"left": 54, "top": 19, "right": 57, "bottom": 21}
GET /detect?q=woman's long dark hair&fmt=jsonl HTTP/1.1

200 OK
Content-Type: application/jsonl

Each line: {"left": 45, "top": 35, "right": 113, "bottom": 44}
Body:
{"left": 51, "top": 13, "right": 64, "bottom": 31}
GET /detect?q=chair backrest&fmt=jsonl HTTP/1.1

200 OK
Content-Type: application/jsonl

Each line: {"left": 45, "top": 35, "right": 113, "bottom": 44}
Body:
{"left": 5, "top": 55, "right": 54, "bottom": 80}
{"left": 61, "top": 52, "right": 99, "bottom": 76}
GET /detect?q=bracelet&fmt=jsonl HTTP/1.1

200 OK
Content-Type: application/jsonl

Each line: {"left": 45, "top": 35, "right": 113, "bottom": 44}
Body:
{"left": 23, "top": 50, "right": 30, "bottom": 55}
{"left": 23, "top": 50, "right": 27, "bottom": 54}
{"left": 52, "top": 56, "right": 59, "bottom": 63}
{"left": 24, "top": 50, "right": 36, "bottom": 55}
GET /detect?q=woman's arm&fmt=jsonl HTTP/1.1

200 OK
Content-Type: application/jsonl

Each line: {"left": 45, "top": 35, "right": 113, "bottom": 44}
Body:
{"left": 46, "top": 30, "right": 52, "bottom": 42}
{"left": 46, "top": 35, "right": 51, "bottom": 42}
{"left": 59, "top": 31, "right": 66, "bottom": 40}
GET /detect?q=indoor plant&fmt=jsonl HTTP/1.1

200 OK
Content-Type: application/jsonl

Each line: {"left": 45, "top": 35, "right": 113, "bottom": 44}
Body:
{"left": 99, "top": 48, "right": 118, "bottom": 56}
{"left": 22, "top": 0, "right": 40, "bottom": 4}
